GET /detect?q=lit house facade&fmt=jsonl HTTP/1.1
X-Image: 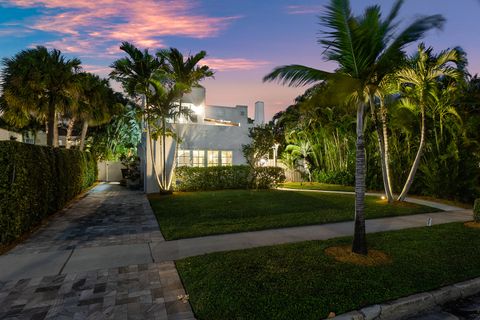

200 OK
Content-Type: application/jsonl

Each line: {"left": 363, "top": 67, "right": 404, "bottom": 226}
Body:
{"left": 143, "top": 86, "right": 265, "bottom": 193}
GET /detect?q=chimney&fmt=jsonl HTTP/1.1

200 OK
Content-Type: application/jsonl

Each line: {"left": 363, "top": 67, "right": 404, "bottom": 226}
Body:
{"left": 254, "top": 101, "right": 265, "bottom": 125}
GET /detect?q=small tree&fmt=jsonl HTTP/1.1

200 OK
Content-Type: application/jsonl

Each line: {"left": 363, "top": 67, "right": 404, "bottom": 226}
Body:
{"left": 242, "top": 125, "right": 275, "bottom": 188}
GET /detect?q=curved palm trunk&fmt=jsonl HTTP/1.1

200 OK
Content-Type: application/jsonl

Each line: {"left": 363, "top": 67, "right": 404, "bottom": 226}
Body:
{"left": 147, "top": 123, "right": 164, "bottom": 190}
{"left": 380, "top": 106, "right": 393, "bottom": 199}
{"left": 79, "top": 121, "right": 88, "bottom": 151}
{"left": 65, "top": 117, "right": 76, "bottom": 149}
{"left": 369, "top": 97, "right": 394, "bottom": 202}
{"left": 162, "top": 117, "right": 167, "bottom": 191}
{"left": 398, "top": 105, "right": 426, "bottom": 201}
{"left": 352, "top": 102, "right": 368, "bottom": 255}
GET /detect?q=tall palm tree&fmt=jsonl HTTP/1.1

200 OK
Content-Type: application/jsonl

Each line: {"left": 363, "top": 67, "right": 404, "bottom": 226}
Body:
{"left": 263, "top": 0, "right": 444, "bottom": 254}
{"left": 156, "top": 48, "right": 214, "bottom": 188}
{"left": 110, "top": 42, "right": 162, "bottom": 190}
{"left": 396, "top": 44, "right": 462, "bottom": 201}
{"left": 1, "top": 46, "right": 81, "bottom": 146}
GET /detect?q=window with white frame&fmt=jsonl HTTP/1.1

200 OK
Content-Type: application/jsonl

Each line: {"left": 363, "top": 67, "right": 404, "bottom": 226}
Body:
{"left": 177, "top": 149, "right": 191, "bottom": 167}
{"left": 192, "top": 150, "right": 205, "bottom": 167}
{"left": 221, "top": 151, "right": 233, "bottom": 166}
{"left": 207, "top": 150, "right": 219, "bottom": 167}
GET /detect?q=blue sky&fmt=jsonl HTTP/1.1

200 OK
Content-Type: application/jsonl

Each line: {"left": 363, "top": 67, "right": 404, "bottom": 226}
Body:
{"left": 1, "top": 0, "right": 479, "bottom": 119}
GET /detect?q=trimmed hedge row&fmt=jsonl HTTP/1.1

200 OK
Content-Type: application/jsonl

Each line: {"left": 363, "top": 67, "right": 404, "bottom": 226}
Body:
{"left": 174, "top": 165, "right": 286, "bottom": 191}
{"left": 0, "top": 141, "right": 97, "bottom": 245}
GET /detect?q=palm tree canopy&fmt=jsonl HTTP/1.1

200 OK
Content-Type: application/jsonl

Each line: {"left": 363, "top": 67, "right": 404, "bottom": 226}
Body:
{"left": 263, "top": 0, "right": 445, "bottom": 93}
{"left": 1, "top": 46, "right": 81, "bottom": 128}
{"left": 156, "top": 48, "right": 214, "bottom": 93}
{"left": 109, "top": 42, "right": 162, "bottom": 98}
{"left": 397, "top": 44, "right": 463, "bottom": 107}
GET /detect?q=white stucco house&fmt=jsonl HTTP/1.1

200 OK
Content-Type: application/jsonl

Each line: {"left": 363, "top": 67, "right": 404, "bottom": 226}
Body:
{"left": 142, "top": 86, "right": 265, "bottom": 193}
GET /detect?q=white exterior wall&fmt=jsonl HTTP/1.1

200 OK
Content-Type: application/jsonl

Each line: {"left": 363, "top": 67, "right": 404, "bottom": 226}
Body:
{"left": 142, "top": 87, "right": 265, "bottom": 193}
{"left": 175, "top": 122, "right": 250, "bottom": 165}
{"left": 0, "top": 129, "right": 22, "bottom": 141}
{"left": 98, "top": 161, "right": 125, "bottom": 182}
{"left": 254, "top": 101, "right": 265, "bottom": 126}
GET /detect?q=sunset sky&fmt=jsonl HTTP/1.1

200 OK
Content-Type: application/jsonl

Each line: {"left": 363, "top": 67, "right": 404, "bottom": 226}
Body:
{"left": 1, "top": 0, "right": 479, "bottom": 120}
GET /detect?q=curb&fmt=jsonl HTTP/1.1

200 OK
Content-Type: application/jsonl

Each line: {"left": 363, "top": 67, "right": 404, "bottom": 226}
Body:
{"left": 329, "top": 277, "right": 480, "bottom": 320}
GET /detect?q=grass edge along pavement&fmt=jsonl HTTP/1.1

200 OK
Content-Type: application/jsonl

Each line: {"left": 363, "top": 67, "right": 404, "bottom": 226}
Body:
{"left": 176, "top": 222, "right": 480, "bottom": 320}
{"left": 149, "top": 189, "right": 438, "bottom": 240}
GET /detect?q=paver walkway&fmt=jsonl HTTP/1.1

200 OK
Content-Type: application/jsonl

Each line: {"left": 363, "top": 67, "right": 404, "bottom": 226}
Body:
{"left": 0, "top": 184, "right": 473, "bottom": 320}
{"left": 0, "top": 183, "right": 194, "bottom": 320}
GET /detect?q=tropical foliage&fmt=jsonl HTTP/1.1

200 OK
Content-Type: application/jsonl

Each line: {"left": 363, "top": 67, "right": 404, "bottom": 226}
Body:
{"left": 0, "top": 47, "right": 120, "bottom": 152}
{"left": 110, "top": 42, "right": 213, "bottom": 192}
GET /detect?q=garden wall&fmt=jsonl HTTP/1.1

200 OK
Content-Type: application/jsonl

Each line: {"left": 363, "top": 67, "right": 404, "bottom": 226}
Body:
{"left": 0, "top": 141, "right": 97, "bottom": 246}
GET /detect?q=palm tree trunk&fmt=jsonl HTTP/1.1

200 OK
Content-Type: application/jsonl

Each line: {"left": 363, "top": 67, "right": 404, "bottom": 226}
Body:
{"left": 369, "top": 97, "right": 393, "bottom": 202}
{"left": 352, "top": 102, "right": 368, "bottom": 255}
{"left": 398, "top": 105, "right": 426, "bottom": 201}
{"left": 65, "top": 117, "right": 76, "bottom": 149}
{"left": 380, "top": 101, "right": 394, "bottom": 201}
{"left": 47, "top": 99, "right": 58, "bottom": 147}
{"left": 79, "top": 121, "right": 88, "bottom": 151}
{"left": 147, "top": 123, "right": 164, "bottom": 190}
{"left": 162, "top": 117, "right": 167, "bottom": 190}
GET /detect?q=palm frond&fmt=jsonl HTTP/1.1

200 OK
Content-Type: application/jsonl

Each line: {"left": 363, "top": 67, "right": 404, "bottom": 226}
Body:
{"left": 263, "top": 65, "right": 334, "bottom": 86}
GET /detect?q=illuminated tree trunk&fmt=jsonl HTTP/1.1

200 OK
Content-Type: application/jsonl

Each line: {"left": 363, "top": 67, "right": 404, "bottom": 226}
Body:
{"left": 352, "top": 102, "right": 368, "bottom": 255}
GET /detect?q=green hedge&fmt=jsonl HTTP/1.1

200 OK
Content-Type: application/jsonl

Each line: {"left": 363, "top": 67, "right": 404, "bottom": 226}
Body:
{"left": 175, "top": 165, "right": 286, "bottom": 191}
{"left": 0, "top": 141, "right": 97, "bottom": 245}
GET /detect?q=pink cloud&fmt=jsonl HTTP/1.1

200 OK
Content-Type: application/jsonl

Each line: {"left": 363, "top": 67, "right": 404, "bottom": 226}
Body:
{"left": 286, "top": 5, "right": 324, "bottom": 15}
{"left": 202, "top": 58, "right": 270, "bottom": 71}
{"left": 4, "top": 0, "right": 240, "bottom": 56}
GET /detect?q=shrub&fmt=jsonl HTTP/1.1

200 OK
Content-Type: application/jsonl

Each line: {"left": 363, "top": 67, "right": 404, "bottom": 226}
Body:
{"left": 175, "top": 165, "right": 251, "bottom": 191}
{"left": 253, "top": 166, "right": 286, "bottom": 189}
{"left": 174, "top": 165, "right": 285, "bottom": 191}
{"left": 0, "top": 141, "right": 97, "bottom": 246}
{"left": 312, "top": 169, "right": 354, "bottom": 186}
{"left": 474, "top": 199, "right": 480, "bottom": 223}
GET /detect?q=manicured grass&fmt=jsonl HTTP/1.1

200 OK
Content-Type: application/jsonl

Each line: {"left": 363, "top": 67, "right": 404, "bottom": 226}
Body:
{"left": 149, "top": 189, "right": 437, "bottom": 240}
{"left": 176, "top": 223, "right": 480, "bottom": 320}
{"left": 281, "top": 181, "right": 355, "bottom": 192}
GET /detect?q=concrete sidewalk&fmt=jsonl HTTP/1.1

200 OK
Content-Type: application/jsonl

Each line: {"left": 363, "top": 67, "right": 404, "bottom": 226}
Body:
{"left": 149, "top": 209, "right": 472, "bottom": 262}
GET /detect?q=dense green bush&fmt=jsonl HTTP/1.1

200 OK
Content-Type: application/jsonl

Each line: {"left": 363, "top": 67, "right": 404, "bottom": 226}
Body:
{"left": 474, "top": 199, "right": 480, "bottom": 223}
{"left": 175, "top": 165, "right": 250, "bottom": 191}
{"left": 253, "top": 166, "right": 286, "bottom": 189}
{"left": 175, "top": 165, "right": 286, "bottom": 191}
{"left": 0, "top": 141, "right": 97, "bottom": 245}
{"left": 312, "top": 169, "right": 354, "bottom": 186}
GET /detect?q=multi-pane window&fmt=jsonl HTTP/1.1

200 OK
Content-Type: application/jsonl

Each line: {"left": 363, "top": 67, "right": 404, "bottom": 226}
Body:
{"left": 221, "top": 151, "right": 233, "bottom": 166}
{"left": 177, "top": 149, "right": 191, "bottom": 167}
{"left": 192, "top": 150, "right": 205, "bottom": 167}
{"left": 207, "top": 150, "right": 219, "bottom": 167}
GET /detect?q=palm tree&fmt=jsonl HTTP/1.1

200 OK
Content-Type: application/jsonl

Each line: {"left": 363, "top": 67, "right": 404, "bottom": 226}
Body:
{"left": 75, "top": 73, "right": 116, "bottom": 150}
{"left": 263, "top": 0, "right": 444, "bottom": 254}
{"left": 396, "top": 44, "right": 462, "bottom": 201}
{"left": 111, "top": 44, "right": 213, "bottom": 192}
{"left": 1, "top": 46, "right": 81, "bottom": 146}
{"left": 156, "top": 48, "right": 214, "bottom": 188}
{"left": 110, "top": 42, "right": 162, "bottom": 190}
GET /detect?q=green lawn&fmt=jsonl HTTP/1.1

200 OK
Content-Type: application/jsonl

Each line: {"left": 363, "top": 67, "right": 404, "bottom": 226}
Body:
{"left": 176, "top": 223, "right": 480, "bottom": 320}
{"left": 149, "top": 189, "right": 437, "bottom": 240}
{"left": 281, "top": 181, "right": 355, "bottom": 192}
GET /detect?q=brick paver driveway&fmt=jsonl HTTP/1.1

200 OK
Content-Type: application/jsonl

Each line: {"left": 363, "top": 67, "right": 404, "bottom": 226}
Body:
{"left": 0, "top": 183, "right": 195, "bottom": 320}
